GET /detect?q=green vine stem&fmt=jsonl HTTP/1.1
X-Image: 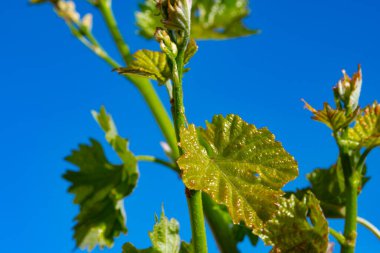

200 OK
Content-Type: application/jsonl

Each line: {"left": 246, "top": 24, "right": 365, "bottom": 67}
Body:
{"left": 170, "top": 35, "right": 208, "bottom": 252}
{"left": 338, "top": 137, "right": 359, "bottom": 253}
{"left": 96, "top": 0, "right": 132, "bottom": 64}
{"left": 136, "top": 155, "right": 178, "bottom": 171}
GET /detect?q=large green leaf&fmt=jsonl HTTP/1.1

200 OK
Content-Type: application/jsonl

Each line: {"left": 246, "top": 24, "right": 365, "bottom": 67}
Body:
{"left": 347, "top": 102, "right": 380, "bottom": 149}
{"left": 136, "top": 0, "right": 257, "bottom": 40}
{"left": 122, "top": 211, "right": 189, "bottom": 253}
{"left": 116, "top": 50, "right": 171, "bottom": 84}
{"left": 260, "top": 192, "right": 329, "bottom": 253}
{"left": 63, "top": 139, "right": 138, "bottom": 251}
{"left": 177, "top": 114, "right": 298, "bottom": 233}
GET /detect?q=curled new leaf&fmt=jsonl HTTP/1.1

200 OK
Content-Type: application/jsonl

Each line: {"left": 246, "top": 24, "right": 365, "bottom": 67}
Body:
{"left": 260, "top": 192, "right": 329, "bottom": 253}
{"left": 63, "top": 139, "right": 138, "bottom": 251}
{"left": 303, "top": 100, "right": 358, "bottom": 131}
{"left": 136, "top": 0, "right": 258, "bottom": 40}
{"left": 177, "top": 114, "right": 298, "bottom": 233}
{"left": 347, "top": 102, "right": 380, "bottom": 149}
{"left": 158, "top": 0, "right": 192, "bottom": 34}
{"left": 122, "top": 210, "right": 189, "bottom": 253}
{"left": 116, "top": 50, "right": 171, "bottom": 85}
{"left": 184, "top": 39, "right": 198, "bottom": 65}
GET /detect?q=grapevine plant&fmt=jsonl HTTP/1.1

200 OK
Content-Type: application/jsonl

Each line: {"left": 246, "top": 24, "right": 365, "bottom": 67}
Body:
{"left": 31, "top": 0, "right": 380, "bottom": 252}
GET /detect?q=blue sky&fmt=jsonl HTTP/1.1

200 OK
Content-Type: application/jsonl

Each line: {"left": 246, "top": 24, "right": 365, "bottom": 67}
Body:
{"left": 1, "top": 0, "right": 379, "bottom": 252}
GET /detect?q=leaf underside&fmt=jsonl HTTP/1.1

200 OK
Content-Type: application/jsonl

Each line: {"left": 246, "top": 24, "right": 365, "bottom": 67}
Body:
{"left": 260, "top": 193, "right": 329, "bottom": 253}
{"left": 292, "top": 161, "right": 369, "bottom": 218}
{"left": 136, "top": 0, "right": 258, "bottom": 40}
{"left": 64, "top": 107, "right": 138, "bottom": 251}
{"left": 116, "top": 50, "right": 171, "bottom": 84}
{"left": 347, "top": 101, "right": 380, "bottom": 149}
{"left": 178, "top": 114, "right": 298, "bottom": 233}
{"left": 64, "top": 139, "right": 138, "bottom": 251}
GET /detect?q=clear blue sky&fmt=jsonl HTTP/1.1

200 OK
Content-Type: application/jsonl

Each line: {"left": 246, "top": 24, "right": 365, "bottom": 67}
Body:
{"left": 1, "top": 0, "right": 379, "bottom": 252}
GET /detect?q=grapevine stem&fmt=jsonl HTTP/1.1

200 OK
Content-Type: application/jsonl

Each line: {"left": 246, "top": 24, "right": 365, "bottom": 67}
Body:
{"left": 136, "top": 155, "right": 178, "bottom": 171}
{"left": 171, "top": 36, "right": 208, "bottom": 253}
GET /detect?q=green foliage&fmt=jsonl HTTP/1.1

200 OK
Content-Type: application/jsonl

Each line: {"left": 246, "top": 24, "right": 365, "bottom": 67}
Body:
{"left": 184, "top": 39, "right": 198, "bottom": 65}
{"left": 306, "top": 163, "right": 346, "bottom": 218}
{"left": 63, "top": 139, "right": 138, "bottom": 250}
{"left": 347, "top": 102, "right": 380, "bottom": 149}
{"left": 260, "top": 192, "right": 329, "bottom": 253}
{"left": 122, "top": 211, "right": 191, "bottom": 253}
{"left": 63, "top": 107, "right": 138, "bottom": 250}
{"left": 116, "top": 50, "right": 171, "bottom": 85}
{"left": 177, "top": 114, "right": 298, "bottom": 233}
{"left": 136, "top": 0, "right": 257, "bottom": 40}
{"left": 303, "top": 101, "right": 358, "bottom": 131}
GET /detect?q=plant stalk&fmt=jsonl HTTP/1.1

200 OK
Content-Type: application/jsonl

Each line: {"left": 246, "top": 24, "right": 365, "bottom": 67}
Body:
{"left": 171, "top": 36, "right": 208, "bottom": 253}
{"left": 96, "top": 0, "right": 132, "bottom": 64}
{"left": 339, "top": 149, "right": 359, "bottom": 253}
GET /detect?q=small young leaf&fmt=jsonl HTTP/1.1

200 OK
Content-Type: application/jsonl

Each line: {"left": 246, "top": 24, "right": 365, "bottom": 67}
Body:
{"left": 63, "top": 139, "right": 138, "bottom": 251}
{"left": 116, "top": 50, "right": 171, "bottom": 85}
{"left": 260, "top": 192, "right": 329, "bottom": 253}
{"left": 303, "top": 100, "right": 358, "bottom": 131}
{"left": 158, "top": 0, "right": 192, "bottom": 33}
{"left": 122, "top": 243, "right": 153, "bottom": 253}
{"left": 122, "top": 211, "right": 186, "bottom": 253}
{"left": 136, "top": 0, "right": 258, "bottom": 40}
{"left": 177, "top": 114, "right": 298, "bottom": 233}
{"left": 184, "top": 39, "right": 198, "bottom": 65}
{"left": 149, "top": 210, "right": 181, "bottom": 253}
{"left": 347, "top": 102, "right": 380, "bottom": 149}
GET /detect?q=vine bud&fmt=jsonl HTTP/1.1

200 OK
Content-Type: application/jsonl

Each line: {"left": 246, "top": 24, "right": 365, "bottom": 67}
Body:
{"left": 333, "top": 65, "right": 362, "bottom": 113}
{"left": 155, "top": 28, "right": 178, "bottom": 59}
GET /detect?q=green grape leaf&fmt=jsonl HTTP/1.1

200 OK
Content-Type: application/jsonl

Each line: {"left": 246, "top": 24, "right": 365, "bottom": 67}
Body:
{"left": 290, "top": 161, "right": 369, "bottom": 218}
{"left": 307, "top": 164, "right": 346, "bottom": 218}
{"left": 179, "top": 242, "right": 193, "bottom": 253}
{"left": 184, "top": 39, "right": 198, "bottom": 65}
{"left": 232, "top": 224, "right": 259, "bottom": 246}
{"left": 122, "top": 243, "right": 154, "bottom": 253}
{"left": 347, "top": 102, "right": 380, "bottom": 149}
{"left": 122, "top": 211, "right": 188, "bottom": 253}
{"left": 203, "top": 193, "right": 258, "bottom": 252}
{"left": 136, "top": 0, "right": 258, "bottom": 40}
{"left": 177, "top": 114, "right": 298, "bottom": 233}
{"left": 115, "top": 50, "right": 171, "bottom": 85}
{"left": 260, "top": 192, "right": 329, "bottom": 253}
{"left": 63, "top": 139, "right": 138, "bottom": 251}
{"left": 149, "top": 210, "right": 181, "bottom": 253}
{"left": 303, "top": 100, "right": 359, "bottom": 131}
{"left": 91, "top": 106, "right": 137, "bottom": 166}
